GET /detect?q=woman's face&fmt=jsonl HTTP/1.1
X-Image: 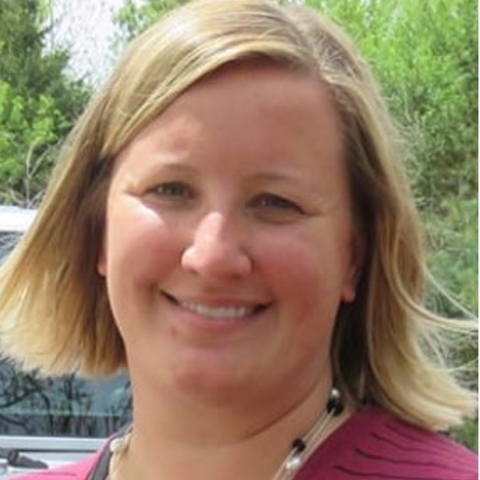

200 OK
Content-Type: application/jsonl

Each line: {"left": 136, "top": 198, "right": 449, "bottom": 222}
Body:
{"left": 98, "top": 64, "right": 362, "bottom": 412}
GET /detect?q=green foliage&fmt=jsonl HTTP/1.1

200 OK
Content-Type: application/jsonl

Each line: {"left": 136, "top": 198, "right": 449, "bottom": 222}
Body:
{"left": 426, "top": 197, "right": 477, "bottom": 316}
{"left": 452, "top": 415, "right": 478, "bottom": 452}
{"left": 116, "top": 0, "right": 191, "bottom": 40}
{"left": 306, "top": 0, "right": 477, "bottom": 204}
{"left": 0, "top": 0, "right": 90, "bottom": 206}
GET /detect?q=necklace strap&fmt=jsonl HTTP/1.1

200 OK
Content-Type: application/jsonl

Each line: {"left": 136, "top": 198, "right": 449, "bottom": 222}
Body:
{"left": 272, "top": 387, "right": 344, "bottom": 480}
{"left": 104, "top": 389, "right": 343, "bottom": 480}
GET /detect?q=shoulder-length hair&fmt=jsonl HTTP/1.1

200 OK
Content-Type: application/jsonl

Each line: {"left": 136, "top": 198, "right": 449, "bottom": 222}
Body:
{"left": 0, "top": 0, "right": 475, "bottom": 431}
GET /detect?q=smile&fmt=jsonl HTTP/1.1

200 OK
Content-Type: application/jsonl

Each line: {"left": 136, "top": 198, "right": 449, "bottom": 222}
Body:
{"left": 179, "top": 301, "right": 256, "bottom": 320}
{"left": 164, "top": 293, "right": 267, "bottom": 321}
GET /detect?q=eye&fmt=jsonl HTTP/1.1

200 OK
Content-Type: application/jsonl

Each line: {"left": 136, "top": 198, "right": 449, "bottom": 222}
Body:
{"left": 248, "top": 193, "right": 304, "bottom": 222}
{"left": 255, "top": 194, "right": 302, "bottom": 211}
{"left": 152, "top": 181, "right": 195, "bottom": 200}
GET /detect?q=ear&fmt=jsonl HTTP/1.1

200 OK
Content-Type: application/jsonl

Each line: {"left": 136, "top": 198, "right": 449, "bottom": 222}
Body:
{"left": 341, "top": 230, "right": 366, "bottom": 303}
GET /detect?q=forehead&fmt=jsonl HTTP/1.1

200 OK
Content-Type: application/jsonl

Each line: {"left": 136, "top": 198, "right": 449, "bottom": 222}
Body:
{"left": 177, "top": 62, "right": 333, "bottom": 116}
{"left": 119, "top": 62, "right": 343, "bottom": 158}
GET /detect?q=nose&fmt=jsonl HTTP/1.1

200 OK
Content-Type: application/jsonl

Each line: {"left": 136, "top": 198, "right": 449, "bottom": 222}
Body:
{"left": 181, "top": 211, "right": 253, "bottom": 279}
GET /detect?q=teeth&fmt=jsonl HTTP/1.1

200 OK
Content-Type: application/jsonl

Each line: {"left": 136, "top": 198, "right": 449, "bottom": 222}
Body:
{"left": 178, "top": 301, "right": 256, "bottom": 320}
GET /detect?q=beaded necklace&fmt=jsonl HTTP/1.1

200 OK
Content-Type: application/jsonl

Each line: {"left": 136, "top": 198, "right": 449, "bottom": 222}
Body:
{"left": 107, "top": 388, "right": 344, "bottom": 480}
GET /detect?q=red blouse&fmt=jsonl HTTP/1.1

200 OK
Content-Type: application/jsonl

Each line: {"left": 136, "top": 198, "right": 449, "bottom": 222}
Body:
{"left": 14, "top": 407, "right": 478, "bottom": 480}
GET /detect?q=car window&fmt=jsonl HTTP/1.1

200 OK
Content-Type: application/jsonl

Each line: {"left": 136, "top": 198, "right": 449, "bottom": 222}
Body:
{"left": 0, "top": 207, "right": 132, "bottom": 440}
{"left": 0, "top": 360, "right": 131, "bottom": 437}
{"left": 0, "top": 232, "right": 19, "bottom": 263}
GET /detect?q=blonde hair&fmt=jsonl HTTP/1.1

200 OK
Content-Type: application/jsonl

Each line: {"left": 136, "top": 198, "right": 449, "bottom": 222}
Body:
{"left": 0, "top": 0, "right": 475, "bottom": 431}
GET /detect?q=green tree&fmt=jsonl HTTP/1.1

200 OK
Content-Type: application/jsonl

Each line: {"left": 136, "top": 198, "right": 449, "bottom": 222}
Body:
{"left": 0, "top": 0, "right": 90, "bottom": 206}
{"left": 116, "top": 0, "right": 190, "bottom": 41}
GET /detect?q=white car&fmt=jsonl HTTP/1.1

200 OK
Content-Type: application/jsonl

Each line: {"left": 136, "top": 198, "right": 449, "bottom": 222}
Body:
{"left": 0, "top": 206, "right": 36, "bottom": 261}
{"left": 0, "top": 206, "right": 131, "bottom": 478}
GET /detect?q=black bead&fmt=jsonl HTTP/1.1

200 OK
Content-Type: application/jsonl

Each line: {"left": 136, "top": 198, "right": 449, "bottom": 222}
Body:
{"left": 291, "top": 438, "right": 306, "bottom": 453}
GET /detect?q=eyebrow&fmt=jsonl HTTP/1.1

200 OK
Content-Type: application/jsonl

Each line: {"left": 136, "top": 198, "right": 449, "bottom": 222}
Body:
{"left": 137, "top": 158, "right": 316, "bottom": 193}
{"left": 149, "top": 160, "right": 195, "bottom": 173}
{"left": 132, "top": 159, "right": 197, "bottom": 179}
{"left": 252, "top": 170, "right": 302, "bottom": 183}
{"left": 142, "top": 159, "right": 305, "bottom": 180}
{"left": 248, "top": 170, "right": 318, "bottom": 194}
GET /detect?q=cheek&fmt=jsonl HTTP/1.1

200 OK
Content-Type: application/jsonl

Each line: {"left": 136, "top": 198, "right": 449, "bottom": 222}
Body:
{"left": 253, "top": 236, "right": 343, "bottom": 383}
{"left": 259, "top": 230, "right": 350, "bottom": 303}
{"left": 256, "top": 224, "right": 355, "bottom": 352}
{"left": 104, "top": 202, "right": 180, "bottom": 295}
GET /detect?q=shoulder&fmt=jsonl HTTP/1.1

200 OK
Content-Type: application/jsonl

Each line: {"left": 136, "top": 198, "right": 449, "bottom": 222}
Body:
{"left": 299, "top": 407, "right": 478, "bottom": 480}
{"left": 11, "top": 450, "right": 100, "bottom": 480}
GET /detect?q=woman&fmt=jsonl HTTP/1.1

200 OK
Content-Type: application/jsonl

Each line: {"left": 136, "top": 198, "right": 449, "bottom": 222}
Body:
{"left": 0, "top": 1, "right": 476, "bottom": 479}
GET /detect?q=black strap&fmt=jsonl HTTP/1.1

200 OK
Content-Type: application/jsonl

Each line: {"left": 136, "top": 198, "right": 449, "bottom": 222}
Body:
{"left": 87, "top": 444, "right": 112, "bottom": 480}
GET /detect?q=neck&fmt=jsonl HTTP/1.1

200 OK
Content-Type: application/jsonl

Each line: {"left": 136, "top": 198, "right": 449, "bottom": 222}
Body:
{"left": 117, "top": 380, "right": 349, "bottom": 480}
